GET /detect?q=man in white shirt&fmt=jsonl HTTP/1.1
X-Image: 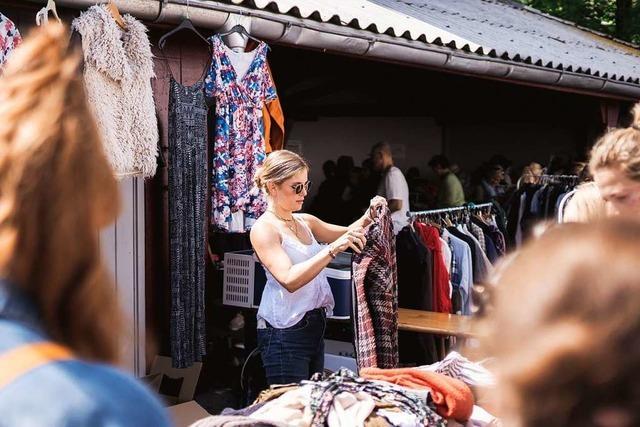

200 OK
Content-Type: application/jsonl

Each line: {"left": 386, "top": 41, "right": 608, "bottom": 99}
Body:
{"left": 370, "top": 142, "right": 410, "bottom": 235}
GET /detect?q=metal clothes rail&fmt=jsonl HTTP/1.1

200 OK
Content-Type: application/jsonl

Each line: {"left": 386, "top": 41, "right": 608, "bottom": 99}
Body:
{"left": 540, "top": 174, "right": 579, "bottom": 179}
{"left": 408, "top": 202, "right": 493, "bottom": 218}
{"left": 539, "top": 174, "right": 580, "bottom": 185}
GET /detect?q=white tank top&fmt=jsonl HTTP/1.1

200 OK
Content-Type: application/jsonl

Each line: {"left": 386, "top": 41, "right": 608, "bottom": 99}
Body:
{"left": 257, "top": 215, "right": 335, "bottom": 329}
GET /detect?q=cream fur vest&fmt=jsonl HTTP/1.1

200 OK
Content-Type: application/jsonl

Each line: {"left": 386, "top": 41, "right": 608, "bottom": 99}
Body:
{"left": 72, "top": 5, "right": 158, "bottom": 178}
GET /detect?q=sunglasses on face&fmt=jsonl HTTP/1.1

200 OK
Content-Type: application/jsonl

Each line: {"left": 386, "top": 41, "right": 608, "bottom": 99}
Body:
{"left": 291, "top": 181, "right": 312, "bottom": 194}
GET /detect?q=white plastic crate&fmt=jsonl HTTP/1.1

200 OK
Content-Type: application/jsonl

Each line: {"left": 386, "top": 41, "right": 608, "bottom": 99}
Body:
{"left": 324, "top": 339, "right": 357, "bottom": 374}
{"left": 223, "top": 251, "right": 255, "bottom": 308}
{"left": 324, "top": 353, "right": 357, "bottom": 374}
{"left": 222, "top": 250, "right": 352, "bottom": 316}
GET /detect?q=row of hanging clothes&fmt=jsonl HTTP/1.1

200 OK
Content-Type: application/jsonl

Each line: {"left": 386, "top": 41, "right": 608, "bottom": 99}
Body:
{"left": 396, "top": 203, "right": 507, "bottom": 365}
{"left": 505, "top": 174, "right": 579, "bottom": 248}
{"left": 3, "top": 2, "right": 283, "bottom": 226}
{"left": 74, "top": 1, "right": 283, "bottom": 368}
{"left": 160, "top": 17, "right": 285, "bottom": 231}
{"left": 3, "top": 0, "right": 158, "bottom": 177}
{"left": 2, "top": 1, "right": 282, "bottom": 368}
{"left": 156, "top": 10, "right": 285, "bottom": 367}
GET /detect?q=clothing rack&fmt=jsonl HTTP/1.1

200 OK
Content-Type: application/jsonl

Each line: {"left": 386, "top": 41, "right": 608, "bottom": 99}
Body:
{"left": 408, "top": 202, "right": 493, "bottom": 218}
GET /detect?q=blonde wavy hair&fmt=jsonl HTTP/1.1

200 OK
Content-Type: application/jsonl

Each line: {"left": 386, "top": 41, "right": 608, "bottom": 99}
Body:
{"left": 589, "top": 103, "right": 640, "bottom": 179}
{"left": 562, "top": 182, "right": 609, "bottom": 223}
{"left": 481, "top": 221, "right": 640, "bottom": 427}
{"left": 0, "top": 24, "right": 122, "bottom": 362}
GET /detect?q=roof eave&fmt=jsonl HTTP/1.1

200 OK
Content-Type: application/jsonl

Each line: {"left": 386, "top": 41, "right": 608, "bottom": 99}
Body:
{"left": 43, "top": 0, "right": 640, "bottom": 100}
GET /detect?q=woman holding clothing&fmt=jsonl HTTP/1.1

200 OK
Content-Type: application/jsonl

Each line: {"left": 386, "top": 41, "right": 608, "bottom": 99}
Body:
{"left": 250, "top": 150, "right": 386, "bottom": 385}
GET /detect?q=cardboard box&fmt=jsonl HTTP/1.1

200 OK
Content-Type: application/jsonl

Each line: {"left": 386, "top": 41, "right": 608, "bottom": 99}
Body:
{"left": 168, "top": 400, "right": 210, "bottom": 427}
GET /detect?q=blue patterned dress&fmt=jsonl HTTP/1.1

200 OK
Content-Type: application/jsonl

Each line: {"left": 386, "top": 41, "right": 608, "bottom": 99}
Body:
{"left": 204, "top": 35, "right": 277, "bottom": 231}
{"left": 0, "top": 13, "right": 21, "bottom": 66}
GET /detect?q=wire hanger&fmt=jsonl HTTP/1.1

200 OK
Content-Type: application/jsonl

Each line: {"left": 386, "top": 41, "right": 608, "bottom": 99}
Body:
{"left": 218, "top": 24, "right": 261, "bottom": 44}
{"left": 36, "top": 0, "right": 61, "bottom": 26}
{"left": 158, "top": 0, "right": 209, "bottom": 51}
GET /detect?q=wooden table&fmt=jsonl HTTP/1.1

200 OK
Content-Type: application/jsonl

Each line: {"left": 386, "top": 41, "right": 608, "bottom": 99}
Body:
{"left": 397, "top": 308, "right": 479, "bottom": 338}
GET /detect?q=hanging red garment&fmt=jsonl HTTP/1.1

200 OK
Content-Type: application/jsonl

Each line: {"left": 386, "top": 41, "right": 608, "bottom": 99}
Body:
{"left": 415, "top": 222, "right": 452, "bottom": 313}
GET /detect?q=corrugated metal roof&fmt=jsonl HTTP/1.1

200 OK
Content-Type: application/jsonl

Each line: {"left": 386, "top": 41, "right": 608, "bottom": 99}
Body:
{"left": 220, "top": 0, "right": 640, "bottom": 85}
{"left": 222, "top": 0, "right": 480, "bottom": 49}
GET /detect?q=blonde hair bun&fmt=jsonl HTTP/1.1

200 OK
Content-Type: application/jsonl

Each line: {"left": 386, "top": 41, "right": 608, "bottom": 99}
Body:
{"left": 254, "top": 150, "right": 310, "bottom": 194}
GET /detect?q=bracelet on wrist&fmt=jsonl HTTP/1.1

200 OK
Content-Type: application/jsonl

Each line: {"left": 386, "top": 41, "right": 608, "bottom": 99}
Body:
{"left": 327, "top": 245, "right": 336, "bottom": 259}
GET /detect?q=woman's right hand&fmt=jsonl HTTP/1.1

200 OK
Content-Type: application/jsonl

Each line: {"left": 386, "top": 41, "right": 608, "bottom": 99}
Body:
{"left": 329, "top": 227, "right": 367, "bottom": 254}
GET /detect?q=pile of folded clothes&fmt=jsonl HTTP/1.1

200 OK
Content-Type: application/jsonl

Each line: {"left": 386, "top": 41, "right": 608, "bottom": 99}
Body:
{"left": 191, "top": 352, "right": 499, "bottom": 427}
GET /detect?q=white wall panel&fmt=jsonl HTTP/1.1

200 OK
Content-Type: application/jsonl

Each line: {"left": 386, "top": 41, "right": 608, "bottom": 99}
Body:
{"left": 101, "top": 177, "right": 146, "bottom": 377}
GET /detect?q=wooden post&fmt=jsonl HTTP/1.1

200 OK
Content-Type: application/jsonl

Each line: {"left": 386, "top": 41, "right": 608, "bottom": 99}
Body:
{"left": 600, "top": 101, "right": 621, "bottom": 130}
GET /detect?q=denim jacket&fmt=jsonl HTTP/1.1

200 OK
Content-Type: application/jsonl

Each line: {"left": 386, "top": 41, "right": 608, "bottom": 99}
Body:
{"left": 0, "top": 281, "right": 172, "bottom": 427}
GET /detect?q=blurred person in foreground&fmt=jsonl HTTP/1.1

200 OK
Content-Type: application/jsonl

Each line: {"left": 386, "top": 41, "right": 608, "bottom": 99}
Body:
{"left": 561, "top": 182, "right": 611, "bottom": 223}
{"left": 590, "top": 103, "right": 640, "bottom": 218}
{"left": 0, "top": 25, "right": 170, "bottom": 426}
{"left": 481, "top": 220, "right": 640, "bottom": 427}
{"left": 522, "top": 181, "right": 609, "bottom": 252}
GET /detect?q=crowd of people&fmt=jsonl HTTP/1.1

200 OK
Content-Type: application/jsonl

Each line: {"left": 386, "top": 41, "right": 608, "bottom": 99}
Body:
{"left": 309, "top": 155, "right": 380, "bottom": 225}
{"left": 308, "top": 145, "right": 587, "bottom": 220}
{"left": 4, "top": 23, "right": 640, "bottom": 427}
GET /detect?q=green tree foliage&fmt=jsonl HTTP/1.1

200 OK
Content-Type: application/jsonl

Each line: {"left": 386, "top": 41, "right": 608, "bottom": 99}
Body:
{"left": 518, "top": 0, "right": 640, "bottom": 44}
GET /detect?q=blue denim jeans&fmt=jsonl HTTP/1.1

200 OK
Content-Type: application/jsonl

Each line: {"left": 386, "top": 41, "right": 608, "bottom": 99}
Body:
{"left": 257, "top": 308, "right": 326, "bottom": 385}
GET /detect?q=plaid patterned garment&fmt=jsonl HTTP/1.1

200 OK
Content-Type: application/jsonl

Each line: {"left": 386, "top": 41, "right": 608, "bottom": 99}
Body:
{"left": 305, "top": 369, "right": 445, "bottom": 427}
{"left": 352, "top": 206, "right": 399, "bottom": 369}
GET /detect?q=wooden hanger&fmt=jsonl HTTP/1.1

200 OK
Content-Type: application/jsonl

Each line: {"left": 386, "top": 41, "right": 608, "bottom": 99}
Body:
{"left": 106, "top": 1, "right": 126, "bottom": 29}
{"left": 443, "top": 213, "right": 454, "bottom": 228}
{"left": 36, "top": 0, "right": 61, "bottom": 26}
{"left": 409, "top": 216, "right": 416, "bottom": 233}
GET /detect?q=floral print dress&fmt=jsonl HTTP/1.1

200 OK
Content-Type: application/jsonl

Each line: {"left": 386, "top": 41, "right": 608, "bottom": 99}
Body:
{"left": 0, "top": 13, "right": 21, "bottom": 67}
{"left": 205, "top": 35, "right": 277, "bottom": 231}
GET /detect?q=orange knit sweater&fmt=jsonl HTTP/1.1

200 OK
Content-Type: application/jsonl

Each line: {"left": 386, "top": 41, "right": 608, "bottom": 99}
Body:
{"left": 360, "top": 367, "right": 474, "bottom": 422}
